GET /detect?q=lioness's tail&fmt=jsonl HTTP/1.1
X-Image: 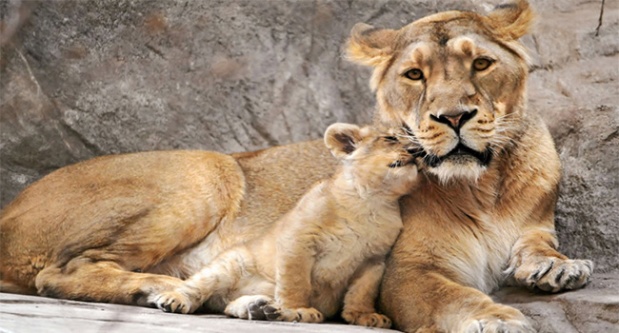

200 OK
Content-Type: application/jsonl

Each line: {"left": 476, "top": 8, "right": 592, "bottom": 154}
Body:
{"left": 0, "top": 278, "right": 37, "bottom": 295}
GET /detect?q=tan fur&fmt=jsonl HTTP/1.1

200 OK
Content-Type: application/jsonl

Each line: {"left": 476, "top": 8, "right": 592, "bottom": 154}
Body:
{"left": 0, "top": 1, "right": 593, "bottom": 332}
{"left": 152, "top": 123, "right": 420, "bottom": 328}
{"left": 346, "top": 1, "right": 593, "bottom": 332}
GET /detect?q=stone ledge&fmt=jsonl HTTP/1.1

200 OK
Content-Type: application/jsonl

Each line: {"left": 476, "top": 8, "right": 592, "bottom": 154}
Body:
{"left": 494, "top": 273, "right": 619, "bottom": 333}
{"left": 0, "top": 292, "right": 398, "bottom": 333}
{"left": 1, "top": 274, "right": 616, "bottom": 333}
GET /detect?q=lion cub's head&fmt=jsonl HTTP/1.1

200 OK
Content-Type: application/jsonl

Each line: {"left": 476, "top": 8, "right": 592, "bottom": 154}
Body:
{"left": 346, "top": 0, "right": 534, "bottom": 182}
{"left": 324, "top": 123, "right": 421, "bottom": 196}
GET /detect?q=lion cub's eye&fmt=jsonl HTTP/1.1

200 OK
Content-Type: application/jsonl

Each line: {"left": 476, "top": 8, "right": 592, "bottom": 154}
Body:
{"left": 383, "top": 136, "right": 399, "bottom": 143}
{"left": 472, "top": 58, "right": 493, "bottom": 71}
{"left": 404, "top": 69, "right": 424, "bottom": 81}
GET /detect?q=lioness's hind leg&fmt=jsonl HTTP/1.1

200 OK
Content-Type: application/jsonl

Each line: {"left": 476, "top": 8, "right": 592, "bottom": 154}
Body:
{"left": 154, "top": 247, "right": 256, "bottom": 314}
{"left": 35, "top": 259, "right": 184, "bottom": 306}
{"left": 153, "top": 288, "right": 202, "bottom": 314}
{"left": 0, "top": 279, "right": 37, "bottom": 295}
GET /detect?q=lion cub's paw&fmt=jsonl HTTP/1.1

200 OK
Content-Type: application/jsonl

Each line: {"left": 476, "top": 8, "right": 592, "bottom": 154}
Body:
{"left": 263, "top": 305, "right": 324, "bottom": 323}
{"left": 511, "top": 257, "right": 593, "bottom": 293}
{"left": 154, "top": 290, "right": 200, "bottom": 314}
{"left": 342, "top": 311, "right": 392, "bottom": 328}
{"left": 224, "top": 294, "right": 275, "bottom": 320}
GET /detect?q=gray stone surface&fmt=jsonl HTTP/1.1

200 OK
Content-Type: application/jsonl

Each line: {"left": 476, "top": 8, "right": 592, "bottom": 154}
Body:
{"left": 0, "top": 292, "right": 399, "bottom": 333}
{"left": 0, "top": 1, "right": 616, "bottom": 274}
{"left": 0, "top": 0, "right": 475, "bottom": 210}
{"left": 523, "top": 1, "right": 619, "bottom": 273}
{"left": 1, "top": 274, "right": 617, "bottom": 333}
{"left": 494, "top": 274, "right": 619, "bottom": 333}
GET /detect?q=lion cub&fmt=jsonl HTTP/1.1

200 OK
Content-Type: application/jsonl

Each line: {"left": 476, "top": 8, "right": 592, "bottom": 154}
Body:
{"left": 154, "top": 123, "right": 420, "bottom": 328}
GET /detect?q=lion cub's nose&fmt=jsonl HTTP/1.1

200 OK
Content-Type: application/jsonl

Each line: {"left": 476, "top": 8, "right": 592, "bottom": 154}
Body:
{"left": 433, "top": 109, "right": 478, "bottom": 130}
{"left": 406, "top": 146, "right": 423, "bottom": 156}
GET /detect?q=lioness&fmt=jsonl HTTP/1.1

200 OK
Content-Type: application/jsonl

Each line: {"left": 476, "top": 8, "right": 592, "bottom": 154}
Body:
{"left": 0, "top": 1, "right": 593, "bottom": 332}
{"left": 153, "top": 123, "right": 419, "bottom": 329}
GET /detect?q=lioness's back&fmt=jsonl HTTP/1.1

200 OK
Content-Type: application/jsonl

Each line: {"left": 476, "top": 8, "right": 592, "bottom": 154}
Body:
{"left": 0, "top": 141, "right": 337, "bottom": 295}
{"left": 0, "top": 150, "right": 245, "bottom": 291}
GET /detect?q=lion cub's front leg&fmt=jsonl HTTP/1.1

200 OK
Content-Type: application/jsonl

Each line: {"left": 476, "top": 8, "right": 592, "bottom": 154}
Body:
{"left": 266, "top": 242, "right": 324, "bottom": 323}
{"left": 263, "top": 305, "right": 324, "bottom": 323}
{"left": 341, "top": 260, "right": 392, "bottom": 328}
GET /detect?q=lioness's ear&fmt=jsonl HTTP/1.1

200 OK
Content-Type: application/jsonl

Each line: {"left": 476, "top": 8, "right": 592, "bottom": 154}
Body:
{"left": 345, "top": 23, "right": 397, "bottom": 67}
{"left": 324, "top": 123, "right": 362, "bottom": 159}
{"left": 485, "top": 0, "right": 535, "bottom": 40}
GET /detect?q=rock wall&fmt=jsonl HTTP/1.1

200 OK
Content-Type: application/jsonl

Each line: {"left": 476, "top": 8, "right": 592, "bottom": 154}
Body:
{"left": 0, "top": 0, "right": 617, "bottom": 272}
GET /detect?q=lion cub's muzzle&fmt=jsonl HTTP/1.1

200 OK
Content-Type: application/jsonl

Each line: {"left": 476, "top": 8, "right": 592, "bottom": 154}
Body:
{"left": 389, "top": 147, "right": 424, "bottom": 169}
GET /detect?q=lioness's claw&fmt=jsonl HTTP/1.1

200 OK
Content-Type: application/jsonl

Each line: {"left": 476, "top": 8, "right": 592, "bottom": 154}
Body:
{"left": 510, "top": 257, "right": 593, "bottom": 292}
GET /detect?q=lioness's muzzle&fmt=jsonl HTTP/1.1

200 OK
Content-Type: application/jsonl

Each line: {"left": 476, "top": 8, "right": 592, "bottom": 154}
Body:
{"left": 424, "top": 143, "right": 493, "bottom": 168}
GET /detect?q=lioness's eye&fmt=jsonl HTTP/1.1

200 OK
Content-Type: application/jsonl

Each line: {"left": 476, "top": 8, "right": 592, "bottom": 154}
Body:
{"left": 472, "top": 58, "right": 493, "bottom": 71}
{"left": 404, "top": 69, "right": 424, "bottom": 81}
{"left": 383, "top": 136, "right": 398, "bottom": 142}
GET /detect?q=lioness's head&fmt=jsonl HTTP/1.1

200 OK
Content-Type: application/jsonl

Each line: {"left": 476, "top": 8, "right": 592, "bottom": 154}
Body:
{"left": 325, "top": 123, "right": 420, "bottom": 196}
{"left": 346, "top": 0, "right": 534, "bottom": 182}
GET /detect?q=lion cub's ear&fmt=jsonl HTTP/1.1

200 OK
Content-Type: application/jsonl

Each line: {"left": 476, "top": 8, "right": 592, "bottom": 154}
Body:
{"left": 485, "top": 0, "right": 535, "bottom": 40}
{"left": 324, "top": 123, "right": 363, "bottom": 159}
{"left": 345, "top": 23, "right": 397, "bottom": 67}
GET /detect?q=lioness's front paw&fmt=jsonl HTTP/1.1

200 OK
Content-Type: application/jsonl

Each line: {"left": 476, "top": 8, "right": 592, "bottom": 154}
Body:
{"left": 461, "top": 318, "right": 535, "bottom": 333}
{"left": 154, "top": 290, "right": 200, "bottom": 314}
{"left": 510, "top": 257, "right": 593, "bottom": 293}
{"left": 459, "top": 303, "right": 534, "bottom": 333}
{"left": 342, "top": 311, "right": 392, "bottom": 328}
{"left": 263, "top": 305, "right": 324, "bottom": 323}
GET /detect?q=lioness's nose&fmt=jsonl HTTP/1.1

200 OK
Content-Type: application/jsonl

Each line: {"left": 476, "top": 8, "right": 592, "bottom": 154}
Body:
{"left": 441, "top": 114, "right": 463, "bottom": 128}
{"left": 433, "top": 109, "right": 477, "bottom": 130}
